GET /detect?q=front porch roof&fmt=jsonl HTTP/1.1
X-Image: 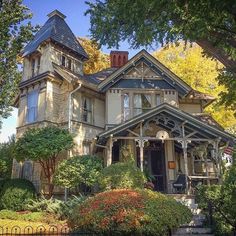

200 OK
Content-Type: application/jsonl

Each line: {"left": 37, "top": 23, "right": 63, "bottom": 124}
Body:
{"left": 97, "top": 103, "right": 235, "bottom": 146}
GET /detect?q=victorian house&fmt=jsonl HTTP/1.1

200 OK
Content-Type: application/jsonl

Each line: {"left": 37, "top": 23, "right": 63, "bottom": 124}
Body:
{"left": 12, "top": 10, "right": 235, "bottom": 194}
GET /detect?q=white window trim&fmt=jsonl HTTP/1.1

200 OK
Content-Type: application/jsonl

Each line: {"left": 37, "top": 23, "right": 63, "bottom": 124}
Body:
{"left": 26, "top": 90, "right": 39, "bottom": 123}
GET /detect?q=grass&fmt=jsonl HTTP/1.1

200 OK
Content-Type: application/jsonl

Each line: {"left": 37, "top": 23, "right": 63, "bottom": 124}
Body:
{"left": 0, "top": 210, "right": 68, "bottom": 235}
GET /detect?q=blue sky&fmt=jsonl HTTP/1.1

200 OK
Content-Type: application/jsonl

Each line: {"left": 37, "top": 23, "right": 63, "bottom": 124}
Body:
{"left": 0, "top": 0, "right": 157, "bottom": 142}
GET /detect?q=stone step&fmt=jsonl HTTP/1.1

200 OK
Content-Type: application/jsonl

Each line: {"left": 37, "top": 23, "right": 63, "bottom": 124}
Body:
{"left": 182, "top": 214, "right": 206, "bottom": 227}
{"left": 174, "top": 227, "right": 212, "bottom": 235}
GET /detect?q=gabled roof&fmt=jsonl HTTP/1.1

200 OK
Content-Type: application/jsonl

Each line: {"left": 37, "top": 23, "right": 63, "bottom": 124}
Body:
{"left": 98, "top": 50, "right": 192, "bottom": 96}
{"left": 22, "top": 10, "right": 88, "bottom": 60}
{"left": 98, "top": 103, "right": 235, "bottom": 145}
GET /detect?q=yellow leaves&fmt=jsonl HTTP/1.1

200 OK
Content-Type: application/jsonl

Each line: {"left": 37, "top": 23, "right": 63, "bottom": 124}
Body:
{"left": 78, "top": 37, "right": 110, "bottom": 74}
{"left": 153, "top": 42, "right": 236, "bottom": 131}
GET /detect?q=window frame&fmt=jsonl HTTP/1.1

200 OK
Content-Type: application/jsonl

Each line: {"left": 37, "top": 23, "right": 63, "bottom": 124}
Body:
{"left": 133, "top": 93, "right": 152, "bottom": 116}
{"left": 26, "top": 90, "right": 39, "bottom": 123}
{"left": 81, "top": 96, "right": 93, "bottom": 124}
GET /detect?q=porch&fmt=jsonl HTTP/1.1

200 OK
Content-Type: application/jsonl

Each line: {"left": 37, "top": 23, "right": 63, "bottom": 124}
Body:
{"left": 96, "top": 104, "right": 234, "bottom": 194}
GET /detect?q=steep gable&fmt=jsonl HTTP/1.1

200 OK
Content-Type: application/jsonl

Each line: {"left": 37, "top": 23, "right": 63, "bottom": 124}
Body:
{"left": 22, "top": 10, "right": 88, "bottom": 60}
{"left": 98, "top": 50, "right": 192, "bottom": 97}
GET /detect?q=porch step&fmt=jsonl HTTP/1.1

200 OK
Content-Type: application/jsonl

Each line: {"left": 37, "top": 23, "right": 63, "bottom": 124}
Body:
{"left": 182, "top": 214, "right": 206, "bottom": 227}
{"left": 173, "top": 227, "right": 212, "bottom": 235}
{"left": 172, "top": 234, "right": 214, "bottom": 236}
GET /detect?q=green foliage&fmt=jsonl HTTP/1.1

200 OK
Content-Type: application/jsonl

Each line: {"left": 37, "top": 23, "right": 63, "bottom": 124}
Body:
{"left": 86, "top": 0, "right": 236, "bottom": 115}
{"left": 26, "top": 196, "right": 63, "bottom": 216}
{"left": 99, "top": 161, "right": 147, "bottom": 191}
{"left": 0, "top": 210, "right": 44, "bottom": 222}
{"left": 54, "top": 155, "right": 103, "bottom": 190}
{"left": 0, "top": 179, "right": 36, "bottom": 211}
{"left": 14, "top": 126, "right": 74, "bottom": 197}
{"left": 196, "top": 149, "right": 236, "bottom": 235}
{"left": 26, "top": 195, "right": 86, "bottom": 220}
{"left": 0, "top": 135, "right": 15, "bottom": 178}
{"left": 0, "top": 0, "right": 34, "bottom": 126}
{"left": 154, "top": 43, "right": 236, "bottom": 131}
{"left": 68, "top": 189, "right": 192, "bottom": 235}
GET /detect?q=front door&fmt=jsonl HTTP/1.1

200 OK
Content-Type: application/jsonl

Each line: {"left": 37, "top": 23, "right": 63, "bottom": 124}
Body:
{"left": 145, "top": 142, "right": 166, "bottom": 192}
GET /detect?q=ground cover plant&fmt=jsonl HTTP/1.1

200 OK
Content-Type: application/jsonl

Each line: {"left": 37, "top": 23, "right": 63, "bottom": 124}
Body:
{"left": 68, "top": 189, "right": 192, "bottom": 235}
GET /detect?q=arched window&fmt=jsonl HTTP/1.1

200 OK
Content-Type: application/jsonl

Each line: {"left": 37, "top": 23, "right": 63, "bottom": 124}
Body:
{"left": 118, "top": 55, "right": 121, "bottom": 66}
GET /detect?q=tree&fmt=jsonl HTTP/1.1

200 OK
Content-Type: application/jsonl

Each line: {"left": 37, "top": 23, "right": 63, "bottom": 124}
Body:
{"left": 196, "top": 149, "right": 236, "bottom": 235}
{"left": 85, "top": 0, "right": 236, "bottom": 113}
{"left": 14, "top": 126, "right": 74, "bottom": 197}
{"left": 54, "top": 155, "right": 103, "bottom": 193}
{"left": 78, "top": 37, "right": 110, "bottom": 74}
{"left": 0, "top": 0, "right": 33, "bottom": 127}
{"left": 154, "top": 43, "right": 236, "bottom": 132}
{"left": 0, "top": 135, "right": 15, "bottom": 179}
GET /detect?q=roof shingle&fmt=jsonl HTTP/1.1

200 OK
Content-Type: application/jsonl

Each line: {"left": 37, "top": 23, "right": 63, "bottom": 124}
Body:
{"left": 22, "top": 10, "right": 88, "bottom": 59}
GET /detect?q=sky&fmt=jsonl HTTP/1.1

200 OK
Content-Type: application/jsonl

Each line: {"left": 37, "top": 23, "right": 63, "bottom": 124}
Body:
{"left": 0, "top": 0, "right": 158, "bottom": 143}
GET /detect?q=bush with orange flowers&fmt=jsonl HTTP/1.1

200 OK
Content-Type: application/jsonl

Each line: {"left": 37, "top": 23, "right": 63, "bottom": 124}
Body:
{"left": 68, "top": 189, "right": 192, "bottom": 235}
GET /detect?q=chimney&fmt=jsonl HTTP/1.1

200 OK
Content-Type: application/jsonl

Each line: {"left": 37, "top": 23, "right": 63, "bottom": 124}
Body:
{"left": 110, "top": 51, "right": 129, "bottom": 68}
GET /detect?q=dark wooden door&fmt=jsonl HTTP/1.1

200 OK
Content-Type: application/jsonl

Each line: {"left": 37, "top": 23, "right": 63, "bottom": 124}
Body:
{"left": 148, "top": 142, "right": 166, "bottom": 192}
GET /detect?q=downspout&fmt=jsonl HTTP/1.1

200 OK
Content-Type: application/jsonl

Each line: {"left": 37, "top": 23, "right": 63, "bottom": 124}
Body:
{"left": 68, "top": 83, "right": 82, "bottom": 133}
{"left": 65, "top": 83, "right": 82, "bottom": 201}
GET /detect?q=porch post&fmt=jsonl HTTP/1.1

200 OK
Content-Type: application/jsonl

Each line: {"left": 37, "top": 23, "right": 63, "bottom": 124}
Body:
{"left": 139, "top": 121, "right": 144, "bottom": 172}
{"left": 106, "top": 135, "right": 113, "bottom": 166}
{"left": 214, "top": 139, "right": 221, "bottom": 182}
{"left": 183, "top": 141, "right": 189, "bottom": 194}
{"left": 181, "top": 123, "right": 189, "bottom": 194}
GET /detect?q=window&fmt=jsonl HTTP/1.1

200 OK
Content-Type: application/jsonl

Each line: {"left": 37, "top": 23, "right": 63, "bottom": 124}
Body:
{"left": 123, "top": 93, "right": 130, "bottom": 121}
{"left": 156, "top": 94, "right": 161, "bottom": 106}
{"left": 82, "top": 97, "right": 92, "bottom": 123}
{"left": 133, "top": 94, "right": 151, "bottom": 116}
{"left": 31, "top": 59, "right": 35, "bottom": 77}
{"left": 37, "top": 56, "right": 41, "bottom": 75}
{"left": 27, "top": 90, "right": 38, "bottom": 123}
{"left": 61, "top": 55, "right": 66, "bottom": 67}
{"left": 67, "top": 58, "right": 72, "bottom": 70}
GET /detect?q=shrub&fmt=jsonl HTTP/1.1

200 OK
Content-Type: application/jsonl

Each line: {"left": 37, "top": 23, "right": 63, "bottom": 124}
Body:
{"left": 196, "top": 150, "right": 236, "bottom": 236}
{"left": 0, "top": 179, "right": 36, "bottom": 211}
{"left": 68, "top": 189, "right": 192, "bottom": 235}
{"left": 26, "top": 195, "right": 86, "bottom": 220}
{"left": 99, "top": 161, "right": 146, "bottom": 190}
{"left": 0, "top": 209, "right": 44, "bottom": 222}
{"left": 54, "top": 155, "right": 103, "bottom": 192}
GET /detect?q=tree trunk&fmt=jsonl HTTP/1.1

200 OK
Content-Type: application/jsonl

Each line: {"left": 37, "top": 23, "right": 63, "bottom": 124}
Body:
{"left": 48, "top": 176, "right": 54, "bottom": 198}
{"left": 197, "top": 39, "right": 236, "bottom": 69}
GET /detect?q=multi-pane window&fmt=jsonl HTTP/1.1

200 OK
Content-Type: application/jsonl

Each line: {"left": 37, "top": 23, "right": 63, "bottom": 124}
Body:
{"left": 156, "top": 94, "right": 161, "bottom": 106}
{"left": 123, "top": 93, "right": 130, "bottom": 121}
{"left": 133, "top": 94, "right": 151, "bottom": 116}
{"left": 37, "top": 56, "right": 41, "bottom": 75}
{"left": 31, "top": 59, "right": 35, "bottom": 77}
{"left": 61, "top": 55, "right": 66, "bottom": 67}
{"left": 27, "top": 90, "right": 38, "bottom": 123}
{"left": 67, "top": 58, "right": 72, "bottom": 70}
{"left": 82, "top": 97, "right": 92, "bottom": 123}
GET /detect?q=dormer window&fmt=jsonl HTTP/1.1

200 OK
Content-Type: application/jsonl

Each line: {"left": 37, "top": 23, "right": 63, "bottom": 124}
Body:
{"left": 31, "top": 56, "right": 41, "bottom": 77}
{"left": 67, "top": 58, "right": 72, "bottom": 70}
{"left": 31, "top": 59, "right": 35, "bottom": 77}
{"left": 37, "top": 56, "right": 41, "bottom": 75}
{"left": 61, "top": 55, "right": 66, "bottom": 67}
